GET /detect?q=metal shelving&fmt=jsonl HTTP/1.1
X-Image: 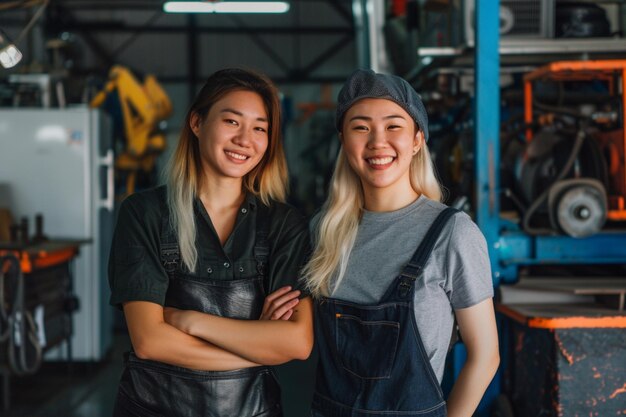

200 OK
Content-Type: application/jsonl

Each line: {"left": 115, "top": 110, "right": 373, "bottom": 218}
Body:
{"left": 418, "top": 37, "right": 626, "bottom": 58}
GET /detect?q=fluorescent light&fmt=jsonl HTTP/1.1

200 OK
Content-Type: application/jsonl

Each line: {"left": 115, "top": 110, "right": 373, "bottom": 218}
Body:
{"left": 164, "top": 2, "right": 215, "bottom": 12}
{"left": 214, "top": 2, "right": 289, "bottom": 13}
{"left": 163, "top": 1, "right": 290, "bottom": 14}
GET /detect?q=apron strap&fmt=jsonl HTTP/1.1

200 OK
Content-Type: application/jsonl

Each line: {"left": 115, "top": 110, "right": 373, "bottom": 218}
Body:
{"left": 253, "top": 202, "right": 270, "bottom": 280}
{"left": 386, "top": 207, "right": 459, "bottom": 301}
{"left": 160, "top": 193, "right": 181, "bottom": 276}
{"left": 159, "top": 193, "right": 270, "bottom": 280}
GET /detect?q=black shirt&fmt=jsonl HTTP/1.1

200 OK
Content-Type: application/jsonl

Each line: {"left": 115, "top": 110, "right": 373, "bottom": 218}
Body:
{"left": 109, "top": 186, "right": 311, "bottom": 308}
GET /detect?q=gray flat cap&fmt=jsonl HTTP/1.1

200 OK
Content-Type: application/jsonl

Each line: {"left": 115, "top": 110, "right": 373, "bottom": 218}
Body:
{"left": 335, "top": 69, "right": 429, "bottom": 141}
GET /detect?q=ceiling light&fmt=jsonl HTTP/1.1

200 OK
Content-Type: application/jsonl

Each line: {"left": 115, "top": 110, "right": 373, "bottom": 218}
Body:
{"left": 163, "top": 1, "right": 290, "bottom": 14}
{"left": 0, "top": 29, "right": 22, "bottom": 69}
{"left": 214, "top": 2, "right": 289, "bottom": 13}
{"left": 163, "top": 2, "right": 215, "bottom": 12}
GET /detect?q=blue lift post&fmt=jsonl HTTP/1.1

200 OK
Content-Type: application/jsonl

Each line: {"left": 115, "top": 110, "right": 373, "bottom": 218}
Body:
{"left": 475, "top": 0, "right": 501, "bottom": 281}
{"left": 468, "top": 0, "right": 626, "bottom": 414}
{"left": 470, "top": 0, "right": 502, "bottom": 414}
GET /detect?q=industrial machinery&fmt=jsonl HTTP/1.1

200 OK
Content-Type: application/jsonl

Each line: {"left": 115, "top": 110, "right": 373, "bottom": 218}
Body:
{"left": 90, "top": 65, "right": 172, "bottom": 198}
{"left": 465, "top": 0, "right": 555, "bottom": 45}
{"left": 500, "top": 60, "right": 626, "bottom": 238}
{"left": 469, "top": 14, "right": 626, "bottom": 413}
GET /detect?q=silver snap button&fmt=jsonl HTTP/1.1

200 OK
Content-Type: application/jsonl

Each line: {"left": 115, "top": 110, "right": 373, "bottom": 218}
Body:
{"left": 241, "top": 208, "right": 247, "bottom": 214}
{"left": 224, "top": 262, "right": 230, "bottom": 268}
{"left": 207, "top": 267, "right": 213, "bottom": 274}
{"left": 239, "top": 266, "right": 244, "bottom": 272}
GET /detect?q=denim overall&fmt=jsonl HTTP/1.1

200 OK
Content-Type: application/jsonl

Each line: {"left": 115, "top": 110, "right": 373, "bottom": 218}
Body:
{"left": 312, "top": 207, "right": 458, "bottom": 417}
{"left": 113, "top": 202, "right": 283, "bottom": 417}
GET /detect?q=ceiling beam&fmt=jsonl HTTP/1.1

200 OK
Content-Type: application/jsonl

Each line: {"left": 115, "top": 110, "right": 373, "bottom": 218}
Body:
{"left": 46, "top": 3, "right": 116, "bottom": 69}
{"left": 51, "top": 22, "right": 353, "bottom": 35}
{"left": 298, "top": 32, "right": 354, "bottom": 78}
{"left": 227, "top": 14, "right": 291, "bottom": 73}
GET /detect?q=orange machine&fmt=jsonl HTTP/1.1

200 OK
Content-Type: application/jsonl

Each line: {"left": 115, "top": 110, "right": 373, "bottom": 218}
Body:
{"left": 523, "top": 60, "right": 626, "bottom": 222}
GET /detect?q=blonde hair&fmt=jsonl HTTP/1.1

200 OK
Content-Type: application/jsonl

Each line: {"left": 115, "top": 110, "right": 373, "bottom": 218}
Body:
{"left": 166, "top": 68, "right": 288, "bottom": 273}
{"left": 302, "top": 135, "right": 442, "bottom": 298}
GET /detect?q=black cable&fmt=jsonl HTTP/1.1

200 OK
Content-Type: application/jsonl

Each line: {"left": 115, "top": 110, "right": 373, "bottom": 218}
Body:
{"left": 522, "top": 127, "right": 586, "bottom": 235}
{"left": 532, "top": 99, "right": 583, "bottom": 119}
{"left": 0, "top": 254, "right": 42, "bottom": 376}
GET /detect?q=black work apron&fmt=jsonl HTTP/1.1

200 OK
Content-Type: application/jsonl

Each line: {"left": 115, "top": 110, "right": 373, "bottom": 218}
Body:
{"left": 113, "top": 203, "right": 283, "bottom": 417}
{"left": 311, "top": 207, "right": 458, "bottom": 417}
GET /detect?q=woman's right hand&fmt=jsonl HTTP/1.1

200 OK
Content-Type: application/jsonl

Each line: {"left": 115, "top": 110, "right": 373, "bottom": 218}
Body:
{"left": 260, "top": 286, "right": 301, "bottom": 321}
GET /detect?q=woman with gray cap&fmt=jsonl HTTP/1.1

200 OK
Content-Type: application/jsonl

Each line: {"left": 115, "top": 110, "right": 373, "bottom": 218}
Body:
{"left": 302, "top": 69, "right": 499, "bottom": 417}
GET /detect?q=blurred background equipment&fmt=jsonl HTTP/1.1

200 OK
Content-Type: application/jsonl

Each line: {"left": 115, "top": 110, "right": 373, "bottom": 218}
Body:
{"left": 555, "top": 1, "right": 613, "bottom": 38}
{"left": 0, "top": 0, "right": 48, "bottom": 69}
{"left": 0, "top": 106, "right": 115, "bottom": 364}
{"left": 90, "top": 65, "right": 172, "bottom": 198}
{"left": 465, "top": 0, "right": 556, "bottom": 46}
{"left": 0, "top": 239, "right": 81, "bottom": 411}
{"left": 505, "top": 61, "right": 626, "bottom": 237}
{"left": 0, "top": 28, "right": 22, "bottom": 69}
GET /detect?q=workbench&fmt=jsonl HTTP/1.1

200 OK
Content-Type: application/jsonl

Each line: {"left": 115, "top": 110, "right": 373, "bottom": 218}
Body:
{"left": 0, "top": 240, "right": 81, "bottom": 411}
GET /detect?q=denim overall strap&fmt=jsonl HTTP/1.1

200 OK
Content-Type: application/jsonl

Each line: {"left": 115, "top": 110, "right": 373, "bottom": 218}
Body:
{"left": 383, "top": 207, "right": 459, "bottom": 302}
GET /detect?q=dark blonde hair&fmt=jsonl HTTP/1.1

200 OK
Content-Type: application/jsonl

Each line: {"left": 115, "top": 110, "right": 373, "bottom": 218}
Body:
{"left": 167, "top": 68, "right": 288, "bottom": 272}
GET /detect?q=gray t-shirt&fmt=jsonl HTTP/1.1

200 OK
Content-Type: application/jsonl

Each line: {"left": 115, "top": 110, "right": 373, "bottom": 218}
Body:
{"left": 328, "top": 195, "right": 494, "bottom": 383}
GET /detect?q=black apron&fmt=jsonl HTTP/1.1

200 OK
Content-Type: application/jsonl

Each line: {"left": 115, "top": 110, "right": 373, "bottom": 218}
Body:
{"left": 113, "top": 202, "right": 283, "bottom": 417}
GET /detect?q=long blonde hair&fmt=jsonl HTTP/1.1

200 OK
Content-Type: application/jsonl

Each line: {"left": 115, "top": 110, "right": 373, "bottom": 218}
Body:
{"left": 302, "top": 133, "right": 442, "bottom": 298}
{"left": 166, "top": 68, "right": 288, "bottom": 273}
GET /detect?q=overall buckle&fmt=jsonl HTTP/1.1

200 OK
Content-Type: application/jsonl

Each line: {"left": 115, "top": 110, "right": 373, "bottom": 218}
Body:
{"left": 161, "top": 246, "right": 180, "bottom": 273}
{"left": 398, "top": 280, "right": 413, "bottom": 298}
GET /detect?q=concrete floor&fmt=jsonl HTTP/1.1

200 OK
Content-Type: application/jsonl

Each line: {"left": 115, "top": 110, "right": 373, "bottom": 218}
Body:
{"left": 2, "top": 332, "right": 316, "bottom": 417}
{"left": 3, "top": 333, "right": 131, "bottom": 417}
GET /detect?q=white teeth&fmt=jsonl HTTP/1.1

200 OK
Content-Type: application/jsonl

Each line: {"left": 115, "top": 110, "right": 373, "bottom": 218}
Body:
{"left": 225, "top": 151, "right": 248, "bottom": 160}
{"left": 368, "top": 156, "right": 394, "bottom": 165}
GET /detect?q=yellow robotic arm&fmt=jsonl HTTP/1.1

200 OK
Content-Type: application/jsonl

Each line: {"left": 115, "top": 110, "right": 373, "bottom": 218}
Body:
{"left": 90, "top": 65, "right": 172, "bottom": 196}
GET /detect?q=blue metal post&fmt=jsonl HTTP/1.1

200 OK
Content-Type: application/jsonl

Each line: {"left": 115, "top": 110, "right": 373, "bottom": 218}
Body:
{"left": 474, "top": 0, "right": 502, "bottom": 414}
{"left": 475, "top": 0, "right": 501, "bottom": 285}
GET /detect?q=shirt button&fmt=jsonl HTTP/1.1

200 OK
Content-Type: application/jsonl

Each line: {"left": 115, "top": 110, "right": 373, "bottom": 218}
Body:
{"left": 241, "top": 208, "right": 247, "bottom": 214}
{"left": 207, "top": 267, "right": 213, "bottom": 274}
{"left": 224, "top": 262, "right": 230, "bottom": 268}
{"left": 239, "top": 266, "right": 244, "bottom": 272}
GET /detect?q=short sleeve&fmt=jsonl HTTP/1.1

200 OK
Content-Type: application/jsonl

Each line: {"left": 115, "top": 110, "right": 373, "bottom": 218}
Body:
{"left": 108, "top": 194, "right": 169, "bottom": 308}
{"left": 445, "top": 213, "right": 494, "bottom": 309}
{"left": 267, "top": 207, "right": 311, "bottom": 295}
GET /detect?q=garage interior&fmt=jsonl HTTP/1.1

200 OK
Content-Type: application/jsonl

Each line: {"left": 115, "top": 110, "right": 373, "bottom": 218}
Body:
{"left": 1, "top": 0, "right": 625, "bottom": 416}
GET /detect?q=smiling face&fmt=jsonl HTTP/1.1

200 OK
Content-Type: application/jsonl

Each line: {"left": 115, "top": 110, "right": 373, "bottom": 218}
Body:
{"left": 341, "top": 98, "right": 424, "bottom": 197}
{"left": 191, "top": 89, "right": 269, "bottom": 183}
